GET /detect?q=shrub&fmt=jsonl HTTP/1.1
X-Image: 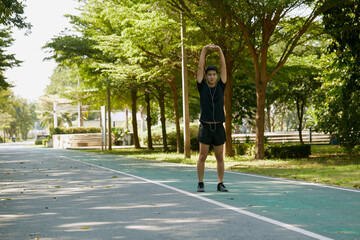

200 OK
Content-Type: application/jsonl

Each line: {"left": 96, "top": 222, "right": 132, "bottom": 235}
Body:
{"left": 265, "top": 144, "right": 311, "bottom": 159}
{"left": 167, "top": 130, "right": 178, "bottom": 146}
{"left": 141, "top": 125, "right": 164, "bottom": 145}
{"left": 233, "top": 143, "right": 255, "bottom": 156}
{"left": 245, "top": 136, "right": 252, "bottom": 143}
{"left": 112, "top": 127, "right": 128, "bottom": 145}
{"left": 190, "top": 136, "right": 199, "bottom": 151}
{"left": 52, "top": 127, "right": 101, "bottom": 135}
{"left": 35, "top": 140, "right": 43, "bottom": 145}
{"left": 141, "top": 123, "right": 200, "bottom": 148}
{"left": 168, "top": 123, "right": 199, "bottom": 147}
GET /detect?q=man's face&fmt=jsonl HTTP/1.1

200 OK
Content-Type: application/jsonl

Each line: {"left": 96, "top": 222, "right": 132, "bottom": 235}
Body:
{"left": 205, "top": 70, "right": 218, "bottom": 85}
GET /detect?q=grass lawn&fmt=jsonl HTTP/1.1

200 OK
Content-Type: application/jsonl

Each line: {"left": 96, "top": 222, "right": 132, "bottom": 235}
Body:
{"left": 83, "top": 144, "right": 360, "bottom": 189}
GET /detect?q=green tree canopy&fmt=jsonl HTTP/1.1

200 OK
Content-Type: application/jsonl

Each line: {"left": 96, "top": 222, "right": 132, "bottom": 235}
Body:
{"left": 0, "top": 0, "right": 31, "bottom": 29}
{"left": 44, "top": 65, "right": 78, "bottom": 95}
{"left": 0, "top": 28, "right": 21, "bottom": 90}
{"left": 314, "top": 1, "right": 360, "bottom": 152}
{"left": 0, "top": 0, "right": 31, "bottom": 91}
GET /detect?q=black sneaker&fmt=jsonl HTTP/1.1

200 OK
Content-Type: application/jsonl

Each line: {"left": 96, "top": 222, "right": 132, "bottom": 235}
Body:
{"left": 197, "top": 182, "right": 205, "bottom": 192}
{"left": 217, "top": 182, "right": 228, "bottom": 192}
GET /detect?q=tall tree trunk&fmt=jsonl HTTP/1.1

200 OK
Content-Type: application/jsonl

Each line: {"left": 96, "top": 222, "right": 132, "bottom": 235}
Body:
{"left": 78, "top": 102, "right": 83, "bottom": 127}
{"left": 145, "top": 90, "right": 153, "bottom": 150}
{"left": 169, "top": 78, "right": 183, "bottom": 153}
{"left": 280, "top": 117, "right": 284, "bottom": 132}
{"left": 296, "top": 99, "right": 305, "bottom": 144}
{"left": 267, "top": 105, "right": 271, "bottom": 132}
{"left": 254, "top": 36, "right": 271, "bottom": 159}
{"left": 255, "top": 81, "right": 267, "bottom": 159}
{"left": 131, "top": 89, "right": 140, "bottom": 149}
{"left": 24, "top": 128, "right": 28, "bottom": 140}
{"left": 125, "top": 107, "right": 129, "bottom": 131}
{"left": 224, "top": 61, "right": 234, "bottom": 157}
{"left": 181, "top": 13, "right": 191, "bottom": 158}
{"left": 107, "top": 86, "right": 112, "bottom": 150}
{"left": 158, "top": 83, "right": 168, "bottom": 151}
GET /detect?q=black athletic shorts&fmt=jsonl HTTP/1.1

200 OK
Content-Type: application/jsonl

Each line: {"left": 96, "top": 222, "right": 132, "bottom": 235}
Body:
{"left": 197, "top": 122, "right": 226, "bottom": 146}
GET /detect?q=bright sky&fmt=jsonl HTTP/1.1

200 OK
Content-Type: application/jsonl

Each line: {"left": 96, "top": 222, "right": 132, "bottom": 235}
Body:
{"left": 4, "top": 0, "right": 80, "bottom": 102}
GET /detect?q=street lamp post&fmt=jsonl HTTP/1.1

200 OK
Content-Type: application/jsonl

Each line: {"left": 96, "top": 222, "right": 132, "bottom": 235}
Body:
{"left": 181, "top": 13, "right": 191, "bottom": 158}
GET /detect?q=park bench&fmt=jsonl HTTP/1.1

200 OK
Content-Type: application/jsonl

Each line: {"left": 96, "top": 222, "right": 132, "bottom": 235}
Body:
{"left": 232, "top": 131, "right": 331, "bottom": 144}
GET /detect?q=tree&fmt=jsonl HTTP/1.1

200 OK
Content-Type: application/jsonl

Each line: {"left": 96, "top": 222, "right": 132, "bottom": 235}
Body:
{"left": 169, "top": 0, "right": 339, "bottom": 157}
{"left": 0, "top": 92, "right": 37, "bottom": 140}
{"left": 314, "top": 1, "right": 360, "bottom": 152}
{"left": 43, "top": 34, "right": 106, "bottom": 130}
{"left": 314, "top": 54, "right": 360, "bottom": 152}
{"left": 44, "top": 65, "right": 78, "bottom": 95}
{"left": 0, "top": 110, "right": 13, "bottom": 141}
{"left": 81, "top": 0, "right": 197, "bottom": 152}
{"left": 0, "top": 0, "right": 31, "bottom": 29}
{"left": 231, "top": 73, "right": 257, "bottom": 131}
{"left": 270, "top": 54, "right": 321, "bottom": 143}
{"left": 13, "top": 98, "right": 37, "bottom": 140}
{"left": 169, "top": 0, "right": 248, "bottom": 156}
{"left": 104, "top": 0, "right": 195, "bottom": 153}
{"left": 198, "top": 0, "right": 341, "bottom": 159}
{"left": 0, "top": 0, "right": 31, "bottom": 90}
{"left": 43, "top": 5, "right": 122, "bottom": 148}
{"left": 0, "top": 89, "right": 14, "bottom": 141}
{"left": 144, "top": 85, "right": 154, "bottom": 150}
{"left": 0, "top": 28, "right": 21, "bottom": 90}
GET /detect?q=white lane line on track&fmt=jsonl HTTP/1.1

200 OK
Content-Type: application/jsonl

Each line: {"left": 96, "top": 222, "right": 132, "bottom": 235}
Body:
{"left": 59, "top": 155, "right": 334, "bottom": 240}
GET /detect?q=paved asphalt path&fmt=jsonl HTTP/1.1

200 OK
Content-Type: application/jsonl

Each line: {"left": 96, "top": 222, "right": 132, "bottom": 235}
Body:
{"left": 0, "top": 142, "right": 359, "bottom": 240}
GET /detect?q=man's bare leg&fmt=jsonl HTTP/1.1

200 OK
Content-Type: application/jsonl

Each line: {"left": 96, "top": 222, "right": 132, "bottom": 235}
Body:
{"left": 214, "top": 144, "right": 225, "bottom": 183}
{"left": 197, "top": 143, "right": 210, "bottom": 182}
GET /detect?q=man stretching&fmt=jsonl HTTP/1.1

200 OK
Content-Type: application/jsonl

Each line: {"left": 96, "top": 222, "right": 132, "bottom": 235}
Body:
{"left": 196, "top": 44, "right": 228, "bottom": 192}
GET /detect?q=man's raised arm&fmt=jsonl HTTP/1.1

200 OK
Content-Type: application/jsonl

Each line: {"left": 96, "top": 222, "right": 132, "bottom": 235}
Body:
{"left": 217, "top": 46, "right": 227, "bottom": 84}
{"left": 197, "top": 45, "right": 209, "bottom": 83}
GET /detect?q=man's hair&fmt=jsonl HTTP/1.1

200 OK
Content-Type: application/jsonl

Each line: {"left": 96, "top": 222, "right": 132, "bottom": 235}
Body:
{"left": 205, "top": 65, "right": 218, "bottom": 74}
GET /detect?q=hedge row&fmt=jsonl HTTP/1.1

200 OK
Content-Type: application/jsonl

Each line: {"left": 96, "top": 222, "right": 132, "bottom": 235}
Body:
{"left": 265, "top": 144, "right": 311, "bottom": 159}
{"left": 233, "top": 143, "right": 311, "bottom": 159}
{"left": 52, "top": 127, "right": 101, "bottom": 135}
